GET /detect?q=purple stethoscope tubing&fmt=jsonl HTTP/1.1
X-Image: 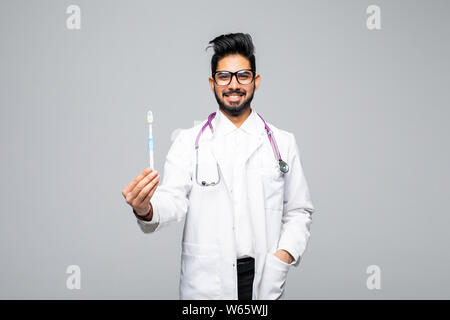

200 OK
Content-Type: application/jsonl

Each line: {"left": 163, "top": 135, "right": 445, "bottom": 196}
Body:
{"left": 194, "top": 112, "right": 289, "bottom": 186}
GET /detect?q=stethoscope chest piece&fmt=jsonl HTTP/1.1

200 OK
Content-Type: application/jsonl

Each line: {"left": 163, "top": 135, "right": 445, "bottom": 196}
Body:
{"left": 279, "top": 159, "right": 289, "bottom": 174}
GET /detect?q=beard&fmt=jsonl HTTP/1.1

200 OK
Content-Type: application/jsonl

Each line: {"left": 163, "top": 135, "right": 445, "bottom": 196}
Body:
{"left": 213, "top": 84, "right": 255, "bottom": 117}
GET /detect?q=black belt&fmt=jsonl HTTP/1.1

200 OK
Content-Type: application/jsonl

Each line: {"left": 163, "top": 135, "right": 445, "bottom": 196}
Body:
{"left": 238, "top": 256, "right": 254, "bottom": 262}
{"left": 237, "top": 257, "right": 255, "bottom": 300}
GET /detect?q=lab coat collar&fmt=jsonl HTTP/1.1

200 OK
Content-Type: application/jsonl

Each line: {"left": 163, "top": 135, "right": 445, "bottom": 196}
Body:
{"left": 213, "top": 107, "right": 265, "bottom": 138}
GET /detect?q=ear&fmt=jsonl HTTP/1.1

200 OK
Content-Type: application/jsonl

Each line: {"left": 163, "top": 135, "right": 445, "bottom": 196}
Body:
{"left": 209, "top": 76, "right": 215, "bottom": 92}
{"left": 254, "top": 73, "right": 261, "bottom": 91}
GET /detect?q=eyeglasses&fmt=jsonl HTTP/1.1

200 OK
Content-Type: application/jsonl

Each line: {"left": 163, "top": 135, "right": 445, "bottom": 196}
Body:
{"left": 212, "top": 69, "right": 255, "bottom": 86}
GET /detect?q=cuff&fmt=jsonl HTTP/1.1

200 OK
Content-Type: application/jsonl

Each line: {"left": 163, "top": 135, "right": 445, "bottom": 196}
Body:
{"left": 134, "top": 203, "right": 159, "bottom": 225}
{"left": 276, "top": 246, "right": 300, "bottom": 266}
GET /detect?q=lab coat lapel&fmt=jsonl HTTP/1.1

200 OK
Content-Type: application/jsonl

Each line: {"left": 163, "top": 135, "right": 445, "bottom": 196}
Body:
{"left": 209, "top": 133, "right": 233, "bottom": 194}
{"left": 243, "top": 131, "right": 265, "bottom": 165}
{"left": 197, "top": 115, "right": 232, "bottom": 194}
{"left": 243, "top": 108, "right": 268, "bottom": 165}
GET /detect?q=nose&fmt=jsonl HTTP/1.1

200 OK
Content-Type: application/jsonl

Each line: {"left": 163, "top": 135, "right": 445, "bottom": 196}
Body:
{"left": 228, "top": 74, "right": 240, "bottom": 89}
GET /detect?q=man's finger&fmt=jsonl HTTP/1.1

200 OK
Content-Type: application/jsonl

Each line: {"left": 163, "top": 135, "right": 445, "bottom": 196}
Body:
{"left": 122, "top": 167, "right": 152, "bottom": 197}
{"left": 130, "top": 170, "right": 158, "bottom": 201}
{"left": 135, "top": 174, "right": 160, "bottom": 205}
{"left": 148, "top": 178, "right": 160, "bottom": 199}
{"left": 141, "top": 178, "right": 160, "bottom": 206}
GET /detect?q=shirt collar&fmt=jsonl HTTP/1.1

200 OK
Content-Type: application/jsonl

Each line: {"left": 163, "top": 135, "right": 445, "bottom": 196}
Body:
{"left": 214, "top": 107, "right": 259, "bottom": 137}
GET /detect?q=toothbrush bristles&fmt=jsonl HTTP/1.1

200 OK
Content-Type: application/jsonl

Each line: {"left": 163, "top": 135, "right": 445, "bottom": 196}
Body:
{"left": 147, "top": 110, "right": 153, "bottom": 123}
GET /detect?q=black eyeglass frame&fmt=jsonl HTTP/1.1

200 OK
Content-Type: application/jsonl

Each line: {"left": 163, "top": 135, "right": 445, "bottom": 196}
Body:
{"left": 212, "top": 69, "right": 256, "bottom": 86}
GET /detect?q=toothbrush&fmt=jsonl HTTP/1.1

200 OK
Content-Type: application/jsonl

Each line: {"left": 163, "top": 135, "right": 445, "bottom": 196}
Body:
{"left": 147, "top": 110, "right": 154, "bottom": 170}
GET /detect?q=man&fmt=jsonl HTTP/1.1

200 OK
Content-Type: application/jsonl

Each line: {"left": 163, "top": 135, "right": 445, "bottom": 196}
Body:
{"left": 122, "top": 33, "right": 315, "bottom": 300}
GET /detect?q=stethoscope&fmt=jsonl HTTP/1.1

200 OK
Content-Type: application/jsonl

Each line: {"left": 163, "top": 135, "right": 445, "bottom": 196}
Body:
{"left": 194, "top": 111, "right": 289, "bottom": 187}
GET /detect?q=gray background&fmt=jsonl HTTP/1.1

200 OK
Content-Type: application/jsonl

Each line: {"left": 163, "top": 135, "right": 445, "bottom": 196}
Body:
{"left": 1, "top": 0, "right": 449, "bottom": 299}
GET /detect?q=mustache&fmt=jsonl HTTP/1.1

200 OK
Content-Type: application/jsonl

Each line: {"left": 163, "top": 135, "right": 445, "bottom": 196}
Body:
{"left": 224, "top": 90, "right": 245, "bottom": 96}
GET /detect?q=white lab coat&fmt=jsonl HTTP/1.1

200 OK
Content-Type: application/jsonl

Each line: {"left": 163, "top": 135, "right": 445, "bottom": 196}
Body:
{"left": 137, "top": 111, "right": 315, "bottom": 300}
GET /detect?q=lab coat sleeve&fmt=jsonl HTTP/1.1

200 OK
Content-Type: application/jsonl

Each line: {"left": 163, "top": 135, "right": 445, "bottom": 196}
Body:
{"left": 277, "top": 132, "right": 315, "bottom": 267}
{"left": 135, "top": 206, "right": 160, "bottom": 233}
{"left": 137, "top": 129, "right": 193, "bottom": 233}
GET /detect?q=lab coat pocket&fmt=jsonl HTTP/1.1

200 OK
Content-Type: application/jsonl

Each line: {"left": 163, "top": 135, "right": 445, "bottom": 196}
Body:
{"left": 180, "top": 242, "right": 222, "bottom": 299}
{"left": 258, "top": 252, "right": 290, "bottom": 300}
{"left": 260, "top": 165, "right": 285, "bottom": 211}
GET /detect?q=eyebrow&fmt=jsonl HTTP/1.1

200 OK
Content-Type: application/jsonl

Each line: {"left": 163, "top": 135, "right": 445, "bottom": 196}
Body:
{"left": 216, "top": 69, "right": 251, "bottom": 73}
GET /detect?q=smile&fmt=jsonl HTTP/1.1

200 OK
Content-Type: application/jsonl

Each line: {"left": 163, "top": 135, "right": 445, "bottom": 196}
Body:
{"left": 224, "top": 93, "right": 244, "bottom": 102}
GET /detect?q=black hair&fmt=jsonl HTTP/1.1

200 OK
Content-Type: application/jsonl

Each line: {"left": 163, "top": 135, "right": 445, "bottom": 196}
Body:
{"left": 205, "top": 33, "right": 256, "bottom": 75}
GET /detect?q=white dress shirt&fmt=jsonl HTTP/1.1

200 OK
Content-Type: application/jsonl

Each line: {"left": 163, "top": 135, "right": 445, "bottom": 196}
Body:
{"left": 214, "top": 108, "right": 258, "bottom": 259}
